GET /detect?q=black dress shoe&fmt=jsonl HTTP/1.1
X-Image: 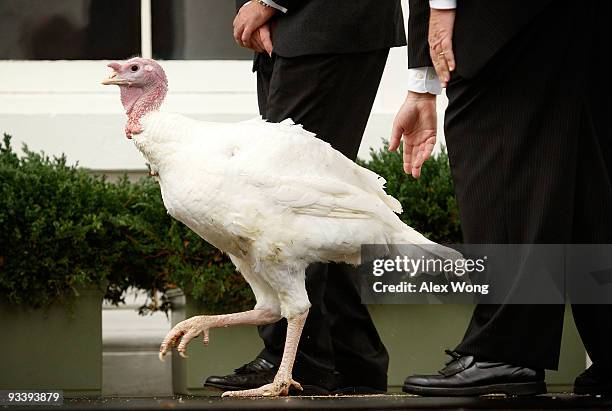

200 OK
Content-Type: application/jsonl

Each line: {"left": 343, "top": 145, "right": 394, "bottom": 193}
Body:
{"left": 403, "top": 350, "right": 547, "bottom": 397}
{"left": 574, "top": 363, "right": 612, "bottom": 396}
{"left": 205, "top": 357, "right": 277, "bottom": 392}
{"left": 204, "top": 357, "right": 334, "bottom": 395}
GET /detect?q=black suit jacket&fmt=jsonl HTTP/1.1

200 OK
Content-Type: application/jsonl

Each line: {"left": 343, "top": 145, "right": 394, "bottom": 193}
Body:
{"left": 236, "top": 0, "right": 406, "bottom": 57}
{"left": 408, "top": 0, "right": 554, "bottom": 78}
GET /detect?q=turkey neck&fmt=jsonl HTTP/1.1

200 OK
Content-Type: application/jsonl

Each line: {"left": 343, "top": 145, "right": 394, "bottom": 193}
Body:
{"left": 121, "top": 81, "right": 167, "bottom": 126}
{"left": 121, "top": 80, "right": 168, "bottom": 171}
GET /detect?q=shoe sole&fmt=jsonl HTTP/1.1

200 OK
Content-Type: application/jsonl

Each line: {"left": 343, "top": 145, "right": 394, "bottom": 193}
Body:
{"left": 204, "top": 382, "right": 331, "bottom": 396}
{"left": 403, "top": 381, "right": 547, "bottom": 397}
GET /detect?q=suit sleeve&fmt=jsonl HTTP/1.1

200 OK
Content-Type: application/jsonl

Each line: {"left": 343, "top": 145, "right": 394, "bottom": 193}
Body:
{"left": 407, "top": 0, "right": 433, "bottom": 68}
{"left": 236, "top": 0, "right": 249, "bottom": 11}
{"left": 268, "top": 0, "right": 292, "bottom": 9}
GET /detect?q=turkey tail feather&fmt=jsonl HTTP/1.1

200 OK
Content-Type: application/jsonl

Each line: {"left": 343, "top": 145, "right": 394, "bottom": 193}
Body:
{"left": 389, "top": 229, "right": 464, "bottom": 274}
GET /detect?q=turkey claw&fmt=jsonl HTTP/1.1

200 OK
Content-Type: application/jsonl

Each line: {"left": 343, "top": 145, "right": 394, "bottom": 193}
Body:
{"left": 159, "top": 315, "right": 212, "bottom": 362}
{"left": 222, "top": 378, "right": 302, "bottom": 397}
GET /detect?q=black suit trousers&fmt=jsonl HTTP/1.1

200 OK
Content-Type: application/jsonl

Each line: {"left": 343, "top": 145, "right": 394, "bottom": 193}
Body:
{"left": 445, "top": 2, "right": 612, "bottom": 370}
{"left": 254, "top": 50, "right": 390, "bottom": 389}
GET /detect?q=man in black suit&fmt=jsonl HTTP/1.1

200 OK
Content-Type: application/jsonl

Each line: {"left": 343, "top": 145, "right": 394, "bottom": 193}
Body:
{"left": 204, "top": 0, "right": 406, "bottom": 395}
{"left": 392, "top": 0, "right": 612, "bottom": 396}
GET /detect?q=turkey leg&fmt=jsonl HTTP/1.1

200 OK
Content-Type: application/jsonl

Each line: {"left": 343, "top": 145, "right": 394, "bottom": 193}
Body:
{"left": 222, "top": 309, "right": 309, "bottom": 397}
{"left": 159, "top": 309, "right": 280, "bottom": 361}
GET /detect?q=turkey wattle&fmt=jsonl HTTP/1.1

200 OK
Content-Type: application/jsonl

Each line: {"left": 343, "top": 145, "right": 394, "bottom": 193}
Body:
{"left": 102, "top": 57, "right": 461, "bottom": 397}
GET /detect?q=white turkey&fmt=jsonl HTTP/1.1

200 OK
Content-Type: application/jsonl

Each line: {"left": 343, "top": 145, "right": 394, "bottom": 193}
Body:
{"left": 102, "top": 57, "right": 461, "bottom": 397}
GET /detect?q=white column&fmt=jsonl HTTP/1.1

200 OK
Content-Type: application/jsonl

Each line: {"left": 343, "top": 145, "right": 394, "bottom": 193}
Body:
{"left": 141, "top": 0, "right": 153, "bottom": 58}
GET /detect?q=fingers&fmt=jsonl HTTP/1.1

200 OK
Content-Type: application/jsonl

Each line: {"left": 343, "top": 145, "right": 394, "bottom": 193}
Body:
{"left": 403, "top": 142, "right": 414, "bottom": 174}
{"left": 430, "top": 38, "right": 455, "bottom": 87}
{"left": 233, "top": 17, "right": 243, "bottom": 47}
{"left": 233, "top": 29, "right": 244, "bottom": 47}
{"left": 429, "top": 32, "right": 454, "bottom": 85}
{"left": 234, "top": 22, "right": 269, "bottom": 53}
{"left": 391, "top": 121, "right": 417, "bottom": 176}
{"left": 430, "top": 46, "right": 449, "bottom": 87}
{"left": 250, "top": 33, "right": 265, "bottom": 53}
{"left": 259, "top": 24, "right": 273, "bottom": 56}
{"left": 391, "top": 113, "right": 418, "bottom": 175}
{"left": 443, "top": 40, "right": 456, "bottom": 73}
{"left": 410, "top": 140, "right": 421, "bottom": 175}
{"left": 412, "top": 150, "right": 425, "bottom": 179}
{"left": 241, "top": 23, "right": 256, "bottom": 49}
{"left": 413, "top": 146, "right": 432, "bottom": 172}
{"left": 397, "top": 134, "right": 426, "bottom": 178}
{"left": 411, "top": 138, "right": 436, "bottom": 179}
{"left": 436, "top": 52, "right": 451, "bottom": 87}
{"left": 389, "top": 122, "right": 403, "bottom": 152}
{"left": 233, "top": 16, "right": 254, "bottom": 49}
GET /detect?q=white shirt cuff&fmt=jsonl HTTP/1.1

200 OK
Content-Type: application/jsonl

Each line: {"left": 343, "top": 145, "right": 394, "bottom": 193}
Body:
{"left": 407, "top": 67, "right": 442, "bottom": 95}
{"left": 261, "top": 0, "right": 288, "bottom": 13}
{"left": 429, "top": 0, "right": 457, "bottom": 9}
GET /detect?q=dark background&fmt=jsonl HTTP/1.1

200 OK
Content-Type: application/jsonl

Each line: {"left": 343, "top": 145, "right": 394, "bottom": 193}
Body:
{"left": 0, "top": 0, "right": 251, "bottom": 60}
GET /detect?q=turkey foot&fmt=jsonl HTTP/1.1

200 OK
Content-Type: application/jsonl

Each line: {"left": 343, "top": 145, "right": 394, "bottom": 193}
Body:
{"left": 222, "top": 377, "right": 303, "bottom": 397}
{"left": 159, "top": 314, "right": 215, "bottom": 360}
{"left": 159, "top": 309, "right": 280, "bottom": 361}
{"left": 222, "top": 309, "right": 309, "bottom": 397}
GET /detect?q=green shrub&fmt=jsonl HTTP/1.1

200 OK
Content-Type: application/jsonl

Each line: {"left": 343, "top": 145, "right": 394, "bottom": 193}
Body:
{"left": 0, "top": 134, "right": 461, "bottom": 314}
{"left": 0, "top": 134, "right": 118, "bottom": 309}
{"left": 359, "top": 142, "right": 462, "bottom": 244}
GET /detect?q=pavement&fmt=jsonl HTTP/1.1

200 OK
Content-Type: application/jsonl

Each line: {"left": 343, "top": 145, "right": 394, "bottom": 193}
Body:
{"left": 4, "top": 394, "right": 612, "bottom": 411}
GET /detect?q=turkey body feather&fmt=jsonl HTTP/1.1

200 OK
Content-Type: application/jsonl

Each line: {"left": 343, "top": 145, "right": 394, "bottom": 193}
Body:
{"left": 134, "top": 112, "right": 455, "bottom": 318}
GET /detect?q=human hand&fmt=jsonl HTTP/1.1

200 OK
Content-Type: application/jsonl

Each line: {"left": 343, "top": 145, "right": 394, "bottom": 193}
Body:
{"left": 249, "top": 24, "right": 273, "bottom": 56}
{"left": 389, "top": 92, "right": 437, "bottom": 178}
{"left": 233, "top": 1, "right": 276, "bottom": 52}
{"left": 428, "top": 8, "right": 456, "bottom": 87}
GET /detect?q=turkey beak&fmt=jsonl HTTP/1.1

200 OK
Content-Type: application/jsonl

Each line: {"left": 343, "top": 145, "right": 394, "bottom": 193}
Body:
{"left": 102, "top": 63, "right": 128, "bottom": 85}
{"left": 102, "top": 72, "right": 127, "bottom": 85}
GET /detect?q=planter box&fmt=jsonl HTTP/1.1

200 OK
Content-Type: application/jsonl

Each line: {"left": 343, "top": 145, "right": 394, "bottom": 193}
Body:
{"left": 170, "top": 291, "right": 584, "bottom": 394}
{"left": 0, "top": 286, "right": 105, "bottom": 397}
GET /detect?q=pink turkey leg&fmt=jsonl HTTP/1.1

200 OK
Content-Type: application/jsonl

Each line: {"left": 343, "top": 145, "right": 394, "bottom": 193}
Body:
{"left": 222, "top": 309, "right": 309, "bottom": 397}
{"left": 159, "top": 309, "right": 280, "bottom": 360}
